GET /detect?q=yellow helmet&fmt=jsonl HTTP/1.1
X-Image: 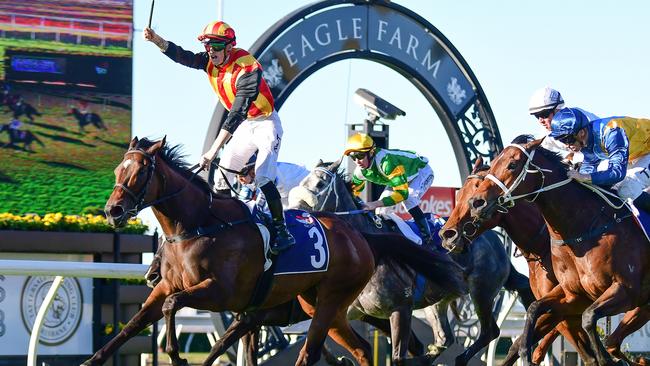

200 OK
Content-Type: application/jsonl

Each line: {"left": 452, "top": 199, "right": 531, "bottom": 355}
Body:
{"left": 344, "top": 133, "right": 375, "bottom": 156}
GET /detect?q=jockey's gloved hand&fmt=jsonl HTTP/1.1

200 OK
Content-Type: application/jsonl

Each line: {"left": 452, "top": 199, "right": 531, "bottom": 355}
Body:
{"left": 143, "top": 27, "right": 169, "bottom": 52}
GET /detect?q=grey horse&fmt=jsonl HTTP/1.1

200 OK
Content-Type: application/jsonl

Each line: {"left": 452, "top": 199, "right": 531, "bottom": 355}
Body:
{"left": 288, "top": 159, "right": 535, "bottom": 366}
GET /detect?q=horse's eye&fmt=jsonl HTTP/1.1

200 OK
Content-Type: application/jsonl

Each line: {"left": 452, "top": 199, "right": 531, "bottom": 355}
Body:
{"left": 507, "top": 162, "right": 518, "bottom": 170}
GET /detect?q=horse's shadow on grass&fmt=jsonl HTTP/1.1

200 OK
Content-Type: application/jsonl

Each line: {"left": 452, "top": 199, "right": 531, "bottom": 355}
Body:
{"left": 0, "top": 143, "right": 35, "bottom": 153}
{"left": 0, "top": 170, "right": 17, "bottom": 184}
{"left": 25, "top": 121, "right": 68, "bottom": 132}
{"left": 37, "top": 132, "right": 95, "bottom": 147}
{"left": 40, "top": 161, "right": 89, "bottom": 171}
{"left": 96, "top": 137, "right": 129, "bottom": 149}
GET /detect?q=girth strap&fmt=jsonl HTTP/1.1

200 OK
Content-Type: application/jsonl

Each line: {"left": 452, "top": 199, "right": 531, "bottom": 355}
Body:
{"left": 551, "top": 212, "right": 632, "bottom": 246}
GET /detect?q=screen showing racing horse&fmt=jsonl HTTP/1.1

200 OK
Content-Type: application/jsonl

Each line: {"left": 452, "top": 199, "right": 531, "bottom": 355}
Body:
{"left": 0, "top": 0, "right": 133, "bottom": 215}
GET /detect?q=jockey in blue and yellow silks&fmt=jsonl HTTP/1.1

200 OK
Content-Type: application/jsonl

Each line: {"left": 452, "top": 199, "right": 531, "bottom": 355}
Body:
{"left": 344, "top": 133, "right": 435, "bottom": 247}
{"left": 144, "top": 21, "right": 295, "bottom": 254}
{"left": 549, "top": 107, "right": 650, "bottom": 214}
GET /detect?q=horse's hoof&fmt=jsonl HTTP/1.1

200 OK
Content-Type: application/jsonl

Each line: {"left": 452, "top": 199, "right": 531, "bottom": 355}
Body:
{"left": 172, "top": 358, "right": 189, "bottom": 366}
{"left": 336, "top": 356, "right": 354, "bottom": 366}
{"left": 426, "top": 344, "right": 447, "bottom": 357}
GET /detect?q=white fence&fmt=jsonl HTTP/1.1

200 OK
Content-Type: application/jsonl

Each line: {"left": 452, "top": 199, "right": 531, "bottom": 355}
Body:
{"left": 0, "top": 259, "right": 148, "bottom": 366}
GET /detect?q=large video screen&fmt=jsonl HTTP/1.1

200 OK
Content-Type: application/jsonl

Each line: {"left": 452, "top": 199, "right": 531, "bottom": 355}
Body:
{"left": 0, "top": 0, "right": 133, "bottom": 215}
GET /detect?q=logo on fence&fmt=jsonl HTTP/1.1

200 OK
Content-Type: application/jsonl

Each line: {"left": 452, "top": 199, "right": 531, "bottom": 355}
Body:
{"left": 21, "top": 276, "right": 83, "bottom": 345}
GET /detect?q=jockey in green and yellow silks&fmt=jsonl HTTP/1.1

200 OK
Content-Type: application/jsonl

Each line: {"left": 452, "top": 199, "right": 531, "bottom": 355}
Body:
{"left": 344, "top": 133, "right": 435, "bottom": 247}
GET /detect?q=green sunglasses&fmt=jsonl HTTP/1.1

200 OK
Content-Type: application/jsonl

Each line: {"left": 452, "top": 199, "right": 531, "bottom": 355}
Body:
{"left": 203, "top": 42, "right": 227, "bottom": 52}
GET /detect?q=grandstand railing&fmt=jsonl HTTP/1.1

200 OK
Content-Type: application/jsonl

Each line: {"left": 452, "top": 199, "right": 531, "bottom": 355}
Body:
{"left": 0, "top": 11, "right": 132, "bottom": 47}
{"left": 0, "top": 259, "right": 148, "bottom": 366}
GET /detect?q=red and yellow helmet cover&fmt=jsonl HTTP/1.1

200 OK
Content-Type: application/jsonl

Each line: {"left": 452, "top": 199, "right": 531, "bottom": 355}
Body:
{"left": 198, "top": 21, "right": 236, "bottom": 45}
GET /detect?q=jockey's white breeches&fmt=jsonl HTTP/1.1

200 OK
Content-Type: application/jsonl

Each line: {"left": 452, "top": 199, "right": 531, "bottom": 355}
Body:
{"left": 216, "top": 110, "right": 283, "bottom": 189}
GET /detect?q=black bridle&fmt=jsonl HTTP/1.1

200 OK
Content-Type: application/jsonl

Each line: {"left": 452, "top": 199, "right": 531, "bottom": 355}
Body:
{"left": 112, "top": 149, "right": 201, "bottom": 217}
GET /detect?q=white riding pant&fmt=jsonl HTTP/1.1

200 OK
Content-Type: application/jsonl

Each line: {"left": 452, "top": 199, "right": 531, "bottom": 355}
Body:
{"left": 215, "top": 111, "right": 283, "bottom": 190}
{"left": 377, "top": 164, "right": 434, "bottom": 212}
{"left": 613, "top": 153, "right": 650, "bottom": 200}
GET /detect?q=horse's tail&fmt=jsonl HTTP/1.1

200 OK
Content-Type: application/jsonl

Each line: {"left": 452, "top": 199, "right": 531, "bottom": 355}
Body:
{"left": 360, "top": 232, "right": 468, "bottom": 297}
{"left": 502, "top": 260, "right": 536, "bottom": 310}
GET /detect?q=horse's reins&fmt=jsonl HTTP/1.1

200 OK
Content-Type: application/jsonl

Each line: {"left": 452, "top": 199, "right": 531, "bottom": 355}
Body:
{"left": 484, "top": 143, "right": 632, "bottom": 246}
{"left": 310, "top": 167, "right": 383, "bottom": 228}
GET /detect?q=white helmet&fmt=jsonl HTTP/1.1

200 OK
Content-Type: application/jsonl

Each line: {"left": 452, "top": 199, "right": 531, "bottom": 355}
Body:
{"left": 528, "top": 87, "right": 565, "bottom": 114}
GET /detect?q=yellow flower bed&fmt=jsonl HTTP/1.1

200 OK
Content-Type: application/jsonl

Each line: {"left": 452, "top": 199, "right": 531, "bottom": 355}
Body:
{"left": 0, "top": 212, "right": 148, "bottom": 234}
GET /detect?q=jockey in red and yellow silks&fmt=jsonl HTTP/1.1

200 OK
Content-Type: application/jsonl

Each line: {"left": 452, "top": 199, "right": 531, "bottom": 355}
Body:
{"left": 143, "top": 21, "right": 295, "bottom": 254}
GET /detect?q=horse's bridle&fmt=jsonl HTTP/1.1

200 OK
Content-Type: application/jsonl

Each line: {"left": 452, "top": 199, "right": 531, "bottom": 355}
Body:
{"left": 483, "top": 144, "right": 567, "bottom": 208}
{"left": 113, "top": 149, "right": 157, "bottom": 216}
{"left": 112, "top": 148, "right": 201, "bottom": 217}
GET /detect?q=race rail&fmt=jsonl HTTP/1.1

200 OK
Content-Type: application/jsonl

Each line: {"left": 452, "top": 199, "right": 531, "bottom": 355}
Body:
{"left": 0, "top": 259, "right": 148, "bottom": 366}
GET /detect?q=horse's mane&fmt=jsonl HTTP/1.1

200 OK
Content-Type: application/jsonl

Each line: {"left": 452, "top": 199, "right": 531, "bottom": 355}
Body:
{"left": 135, "top": 138, "right": 213, "bottom": 194}
{"left": 510, "top": 134, "right": 568, "bottom": 175}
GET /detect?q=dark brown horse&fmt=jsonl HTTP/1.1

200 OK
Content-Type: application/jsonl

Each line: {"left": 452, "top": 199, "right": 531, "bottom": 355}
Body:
{"left": 85, "top": 137, "right": 464, "bottom": 366}
{"left": 467, "top": 138, "right": 650, "bottom": 366}
{"left": 69, "top": 107, "right": 106, "bottom": 132}
{"left": 0, "top": 124, "right": 44, "bottom": 151}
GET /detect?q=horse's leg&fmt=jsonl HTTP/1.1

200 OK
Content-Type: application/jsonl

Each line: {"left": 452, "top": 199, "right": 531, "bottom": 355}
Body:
{"left": 582, "top": 283, "right": 636, "bottom": 366}
{"left": 424, "top": 299, "right": 454, "bottom": 356}
{"left": 296, "top": 296, "right": 371, "bottom": 366}
{"left": 243, "top": 329, "right": 260, "bottom": 366}
{"left": 606, "top": 306, "right": 650, "bottom": 366}
{"left": 532, "top": 318, "right": 597, "bottom": 366}
{"left": 201, "top": 318, "right": 260, "bottom": 366}
{"left": 81, "top": 285, "right": 168, "bottom": 366}
{"left": 455, "top": 286, "right": 501, "bottom": 366}
{"left": 519, "top": 285, "right": 574, "bottom": 366}
{"left": 359, "top": 314, "right": 424, "bottom": 356}
{"left": 163, "top": 279, "right": 219, "bottom": 366}
{"left": 388, "top": 306, "right": 413, "bottom": 365}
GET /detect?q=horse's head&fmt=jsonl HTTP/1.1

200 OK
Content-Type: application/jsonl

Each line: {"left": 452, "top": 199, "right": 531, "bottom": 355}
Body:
{"left": 105, "top": 136, "right": 166, "bottom": 227}
{"left": 288, "top": 158, "right": 343, "bottom": 211}
{"left": 440, "top": 157, "right": 502, "bottom": 252}
{"left": 67, "top": 106, "right": 77, "bottom": 116}
{"left": 469, "top": 137, "right": 548, "bottom": 224}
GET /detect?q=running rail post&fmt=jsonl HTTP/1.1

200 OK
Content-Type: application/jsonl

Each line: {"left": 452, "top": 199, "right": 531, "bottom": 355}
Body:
{"left": 27, "top": 276, "right": 64, "bottom": 366}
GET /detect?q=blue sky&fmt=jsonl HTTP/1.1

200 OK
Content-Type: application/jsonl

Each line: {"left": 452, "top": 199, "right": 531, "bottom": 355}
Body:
{"left": 132, "top": 0, "right": 649, "bottom": 230}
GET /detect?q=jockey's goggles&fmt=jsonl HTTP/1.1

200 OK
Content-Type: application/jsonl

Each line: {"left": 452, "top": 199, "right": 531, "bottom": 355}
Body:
{"left": 348, "top": 151, "right": 369, "bottom": 161}
{"left": 532, "top": 109, "right": 554, "bottom": 119}
{"left": 203, "top": 41, "right": 228, "bottom": 52}
{"left": 556, "top": 134, "right": 577, "bottom": 144}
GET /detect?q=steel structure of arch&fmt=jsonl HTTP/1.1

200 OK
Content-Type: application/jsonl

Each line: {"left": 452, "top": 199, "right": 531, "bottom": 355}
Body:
{"left": 206, "top": 0, "right": 507, "bottom": 362}
{"left": 203, "top": 0, "right": 503, "bottom": 179}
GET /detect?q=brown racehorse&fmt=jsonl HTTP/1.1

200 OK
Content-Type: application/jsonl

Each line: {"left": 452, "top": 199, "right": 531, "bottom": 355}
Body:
{"left": 467, "top": 138, "right": 650, "bottom": 366}
{"left": 85, "top": 137, "right": 464, "bottom": 366}
{"left": 85, "top": 137, "right": 376, "bottom": 366}
{"left": 439, "top": 156, "right": 596, "bottom": 365}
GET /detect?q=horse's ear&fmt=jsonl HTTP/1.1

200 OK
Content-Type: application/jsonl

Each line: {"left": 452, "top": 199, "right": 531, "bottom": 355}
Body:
{"left": 471, "top": 157, "right": 484, "bottom": 174}
{"left": 317, "top": 159, "right": 323, "bottom": 167}
{"left": 146, "top": 136, "right": 166, "bottom": 155}
{"left": 129, "top": 137, "right": 139, "bottom": 149}
{"left": 524, "top": 137, "right": 544, "bottom": 151}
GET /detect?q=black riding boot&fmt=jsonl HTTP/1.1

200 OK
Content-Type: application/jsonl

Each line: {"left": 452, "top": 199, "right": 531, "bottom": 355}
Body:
{"left": 408, "top": 206, "right": 434, "bottom": 249}
{"left": 260, "top": 182, "right": 296, "bottom": 254}
{"left": 144, "top": 239, "right": 165, "bottom": 288}
{"left": 633, "top": 191, "right": 650, "bottom": 215}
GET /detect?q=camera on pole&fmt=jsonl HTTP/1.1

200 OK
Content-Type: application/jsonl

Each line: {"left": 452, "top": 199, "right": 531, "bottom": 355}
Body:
{"left": 347, "top": 88, "right": 405, "bottom": 202}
